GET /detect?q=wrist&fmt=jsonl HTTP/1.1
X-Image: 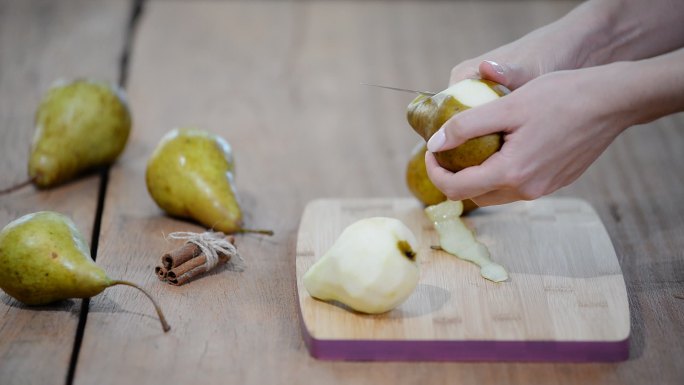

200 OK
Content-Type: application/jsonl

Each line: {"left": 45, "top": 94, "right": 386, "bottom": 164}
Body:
{"left": 592, "top": 50, "right": 684, "bottom": 130}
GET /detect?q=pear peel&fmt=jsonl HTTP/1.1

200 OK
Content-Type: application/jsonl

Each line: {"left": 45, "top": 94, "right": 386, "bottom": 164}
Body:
{"left": 425, "top": 200, "right": 508, "bottom": 282}
{"left": 0, "top": 211, "right": 170, "bottom": 332}
{"left": 303, "top": 217, "right": 420, "bottom": 314}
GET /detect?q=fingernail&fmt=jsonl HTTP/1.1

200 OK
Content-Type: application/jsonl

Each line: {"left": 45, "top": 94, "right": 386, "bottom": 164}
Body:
{"left": 485, "top": 60, "right": 505, "bottom": 75}
{"left": 427, "top": 130, "right": 446, "bottom": 152}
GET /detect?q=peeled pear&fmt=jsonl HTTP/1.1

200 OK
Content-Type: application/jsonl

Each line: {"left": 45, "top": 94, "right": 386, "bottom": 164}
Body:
{"left": 146, "top": 128, "right": 269, "bottom": 235}
{"left": 406, "top": 141, "right": 479, "bottom": 214}
{"left": 0, "top": 211, "right": 170, "bottom": 332}
{"left": 407, "top": 78, "right": 509, "bottom": 172}
{"left": 29, "top": 79, "right": 131, "bottom": 187}
{"left": 303, "top": 217, "right": 419, "bottom": 314}
{"left": 425, "top": 200, "right": 508, "bottom": 282}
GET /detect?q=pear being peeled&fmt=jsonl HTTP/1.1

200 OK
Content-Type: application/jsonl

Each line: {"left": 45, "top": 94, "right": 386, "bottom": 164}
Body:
{"left": 0, "top": 211, "right": 170, "bottom": 331}
{"left": 29, "top": 79, "right": 131, "bottom": 187}
{"left": 303, "top": 217, "right": 419, "bottom": 314}
{"left": 407, "top": 79, "right": 509, "bottom": 172}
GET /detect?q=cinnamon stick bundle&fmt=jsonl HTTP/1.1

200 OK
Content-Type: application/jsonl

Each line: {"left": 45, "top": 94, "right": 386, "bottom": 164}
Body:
{"left": 155, "top": 234, "right": 236, "bottom": 286}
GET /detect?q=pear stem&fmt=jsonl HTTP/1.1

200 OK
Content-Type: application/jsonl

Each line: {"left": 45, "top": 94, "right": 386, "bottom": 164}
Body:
{"left": 0, "top": 178, "right": 34, "bottom": 195}
{"left": 235, "top": 228, "right": 274, "bottom": 236}
{"left": 109, "top": 280, "right": 171, "bottom": 332}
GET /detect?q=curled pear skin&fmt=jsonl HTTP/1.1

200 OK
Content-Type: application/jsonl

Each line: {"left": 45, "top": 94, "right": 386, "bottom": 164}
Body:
{"left": 407, "top": 79, "right": 509, "bottom": 172}
{"left": 29, "top": 79, "right": 131, "bottom": 187}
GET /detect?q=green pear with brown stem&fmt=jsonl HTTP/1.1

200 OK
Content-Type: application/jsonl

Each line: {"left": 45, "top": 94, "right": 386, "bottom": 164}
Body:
{"left": 146, "top": 128, "right": 271, "bottom": 235}
{"left": 406, "top": 141, "right": 479, "bottom": 214}
{"left": 0, "top": 211, "right": 170, "bottom": 332}
{"left": 407, "top": 78, "right": 509, "bottom": 173}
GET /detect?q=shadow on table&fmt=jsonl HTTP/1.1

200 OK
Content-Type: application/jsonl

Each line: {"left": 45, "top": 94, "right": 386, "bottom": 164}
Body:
{"left": 1, "top": 293, "right": 77, "bottom": 311}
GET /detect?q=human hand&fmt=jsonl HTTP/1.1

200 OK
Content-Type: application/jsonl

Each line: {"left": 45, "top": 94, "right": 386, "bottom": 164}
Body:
{"left": 425, "top": 65, "right": 632, "bottom": 206}
{"left": 449, "top": 30, "right": 582, "bottom": 91}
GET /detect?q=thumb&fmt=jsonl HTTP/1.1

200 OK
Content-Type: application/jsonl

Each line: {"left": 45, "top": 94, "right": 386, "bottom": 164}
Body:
{"left": 479, "top": 60, "right": 535, "bottom": 90}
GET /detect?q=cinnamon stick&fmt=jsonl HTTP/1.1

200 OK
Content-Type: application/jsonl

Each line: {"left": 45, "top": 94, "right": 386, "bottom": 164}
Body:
{"left": 155, "top": 265, "right": 168, "bottom": 280}
{"left": 162, "top": 242, "right": 203, "bottom": 270}
{"left": 155, "top": 235, "right": 237, "bottom": 286}
{"left": 167, "top": 252, "right": 231, "bottom": 283}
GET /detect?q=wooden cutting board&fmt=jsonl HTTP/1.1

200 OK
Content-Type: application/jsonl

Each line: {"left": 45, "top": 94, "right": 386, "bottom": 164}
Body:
{"left": 295, "top": 197, "right": 630, "bottom": 362}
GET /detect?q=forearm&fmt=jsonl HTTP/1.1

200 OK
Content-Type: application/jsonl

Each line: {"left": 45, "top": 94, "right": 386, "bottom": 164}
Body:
{"left": 491, "top": 0, "right": 684, "bottom": 72}
{"left": 613, "top": 48, "right": 684, "bottom": 126}
{"left": 575, "top": 0, "right": 684, "bottom": 67}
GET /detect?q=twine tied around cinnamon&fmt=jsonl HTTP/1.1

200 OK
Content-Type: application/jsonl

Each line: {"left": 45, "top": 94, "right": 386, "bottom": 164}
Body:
{"left": 167, "top": 231, "right": 241, "bottom": 269}
{"left": 155, "top": 231, "right": 240, "bottom": 286}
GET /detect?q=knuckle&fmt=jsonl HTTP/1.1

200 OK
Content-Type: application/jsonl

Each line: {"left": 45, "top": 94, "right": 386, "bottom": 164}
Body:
{"left": 502, "top": 167, "right": 528, "bottom": 189}
{"left": 518, "top": 186, "right": 544, "bottom": 201}
{"left": 501, "top": 167, "right": 547, "bottom": 200}
{"left": 450, "top": 62, "right": 479, "bottom": 82}
{"left": 446, "top": 122, "right": 468, "bottom": 143}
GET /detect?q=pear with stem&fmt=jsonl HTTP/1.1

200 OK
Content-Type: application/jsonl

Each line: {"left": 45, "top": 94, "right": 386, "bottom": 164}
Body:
{"left": 0, "top": 79, "right": 131, "bottom": 194}
{"left": 0, "top": 211, "right": 170, "bottom": 332}
{"left": 146, "top": 127, "right": 272, "bottom": 235}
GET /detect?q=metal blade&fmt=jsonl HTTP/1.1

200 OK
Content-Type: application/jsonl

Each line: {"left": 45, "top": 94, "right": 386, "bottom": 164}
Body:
{"left": 360, "top": 83, "right": 436, "bottom": 96}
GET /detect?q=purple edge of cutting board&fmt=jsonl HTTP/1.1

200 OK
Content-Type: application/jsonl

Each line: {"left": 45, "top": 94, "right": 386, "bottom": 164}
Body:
{"left": 295, "top": 292, "right": 630, "bottom": 362}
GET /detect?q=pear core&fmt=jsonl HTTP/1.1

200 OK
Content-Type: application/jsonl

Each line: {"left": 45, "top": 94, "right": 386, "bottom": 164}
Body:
{"left": 303, "top": 217, "right": 420, "bottom": 314}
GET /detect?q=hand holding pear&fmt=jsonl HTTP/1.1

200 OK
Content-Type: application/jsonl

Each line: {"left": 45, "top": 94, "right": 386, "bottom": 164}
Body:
{"left": 0, "top": 211, "right": 170, "bottom": 332}
{"left": 407, "top": 79, "right": 509, "bottom": 173}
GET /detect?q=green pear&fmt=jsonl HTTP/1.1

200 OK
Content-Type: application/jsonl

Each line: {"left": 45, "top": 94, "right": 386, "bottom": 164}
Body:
{"left": 406, "top": 141, "right": 447, "bottom": 206}
{"left": 405, "top": 141, "right": 479, "bottom": 214}
{"left": 146, "top": 128, "right": 270, "bottom": 235}
{"left": 303, "top": 217, "right": 420, "bottom": 314}
{"left": 407, "top": 78, "right": 509, "bottom": 173}
{"left": 28, "top": 79, "right": 132, "bottom": 187}
{"left": 0, "top": 211, "right": 170, "bottom": 332}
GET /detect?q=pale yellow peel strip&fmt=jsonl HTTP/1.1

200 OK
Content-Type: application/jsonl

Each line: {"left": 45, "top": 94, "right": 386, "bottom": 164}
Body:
{"left": 425, "top": 200, "right": 508, "bottom": 282}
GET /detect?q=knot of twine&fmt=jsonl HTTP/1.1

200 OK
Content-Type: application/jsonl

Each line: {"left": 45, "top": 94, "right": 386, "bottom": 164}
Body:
{"left": 167, "top": 231, "right": 240, "bottom": 270}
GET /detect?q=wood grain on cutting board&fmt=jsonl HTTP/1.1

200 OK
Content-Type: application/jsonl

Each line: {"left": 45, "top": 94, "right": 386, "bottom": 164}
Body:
{"left": 296, "top": 198, "right": 629, "bottom": 361}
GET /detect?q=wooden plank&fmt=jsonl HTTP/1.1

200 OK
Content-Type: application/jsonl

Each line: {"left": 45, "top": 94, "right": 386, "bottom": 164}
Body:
{"left": 296, "top": 197, "right": 629, "bottom": 361}
{"left": 558, "top": 113, "right": 684, "bottom": 383}
{"left": 0, "top": 1, "right": 129, "bottom": 384}
{"left": 73, "top": 0, "right": 683, "bottom": 384}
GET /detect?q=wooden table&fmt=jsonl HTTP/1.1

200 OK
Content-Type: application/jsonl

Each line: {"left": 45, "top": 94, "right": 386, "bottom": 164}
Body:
{"left": 1, "top": 1, "right": 682, "bottom": 384}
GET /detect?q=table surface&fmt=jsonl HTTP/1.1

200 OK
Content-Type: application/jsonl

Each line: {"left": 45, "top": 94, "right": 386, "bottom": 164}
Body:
{"left": 0, "top": 1, "right": 682, "bottom": 384}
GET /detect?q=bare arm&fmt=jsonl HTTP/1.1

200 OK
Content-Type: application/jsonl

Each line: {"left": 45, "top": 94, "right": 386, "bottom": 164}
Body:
{"left": 450, "top": 0, "right": 684, "bottom": 89}
{"left": 427, "top": 0, "right": 684, "bottom": 206}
